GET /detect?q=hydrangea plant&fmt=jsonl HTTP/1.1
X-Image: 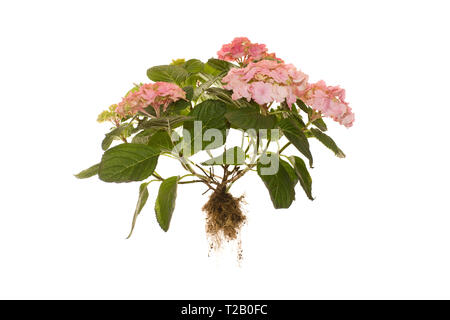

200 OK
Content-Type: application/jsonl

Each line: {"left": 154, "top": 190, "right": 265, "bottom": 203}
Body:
{"left": 76, "top": 37, "right": 355, "bottom": 250}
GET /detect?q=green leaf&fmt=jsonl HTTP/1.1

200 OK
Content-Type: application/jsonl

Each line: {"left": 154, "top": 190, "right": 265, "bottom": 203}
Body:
{"left": 206, "top": 87, "right": 243, "bottom": 108}
{"left": 102, "top": 125, "right": 131, "bottom": 151}
{"left": 102, "top": 134, "right": 115, "bottom": 151}
{"left": 165, "top": 99, "right": 190, "bottom": 114}
{"left": 184, "top": 74, "right": 202, "bottom": 86}
{"left": 257, "top": 154, "right": 296, "bottom": 209}
{"left": 279, "top": 118, "right": 313, "bottom": 167}
{"left": 147, "top": 65, "right": 189, "bottom": 85}
{"left": 190, "top": 100, "right": 227, "bottom": 128}
{"left": 296, "top": 99, "right": 327, "bottom": 131}
{"left": 131, "top": 128, "right": 159, "bottom": 144}
{"left": 99, "top": 144, "right": 159, "bottom": 183}
{"left": 201, "top": 147, "right": 246, "bottom": 165}
{"left": 162, "top": 86, "right": 193, "bottom": 113}
{"left": 193, "top": 75, "right": 223, "bottom": 100}
{"left": 183, "top": 59, "right": 204, "bottom": 74}
{"left": 74, "top": 163, "right": 99, "bottom": 179}
{"left": 183, "top": 100, "right": 228, "bottom": 154}
{"left": 310, "top": 128, "right": 345, "bottom": 158}
{"left": 296, "top": 99, "right": 311, "bottom": 115}
{"left": 225, "top": 106, "right": 277, "bottom": 130}
{"left": 279, "top": 158, "right": 298, "bottom": 188}
{"left": 138, "top": 115, "right": 193, "bottom": 130}
{"left": 183, "top": 86, "right": 194, "bottom": 101}
{"left": 203, "top": 63, "right": 221, "bottom": 76}
{"left": 155, "top": 176, "right": 179, "bottom": 232}
{"left": 289, "top": 156, "right": 313, "bottom": 200}
{"left": 147, "top": 130, "right": 175, "bottom": 152}
{"left": 291, "top": 113, "right": 306, "bottom": 129}
{"left": 126, "top": 182, "right": 150, "bottom": 239}
{"left": 312, "top": 118, "right": 328, "bottom": 131}
{"left": 206, "top": 58, "right": 234, "bottom": 73}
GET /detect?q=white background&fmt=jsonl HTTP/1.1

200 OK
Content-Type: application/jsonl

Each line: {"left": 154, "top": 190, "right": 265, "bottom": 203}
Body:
{"left": 1, "top": 0, "right": 449, "bottom": 299}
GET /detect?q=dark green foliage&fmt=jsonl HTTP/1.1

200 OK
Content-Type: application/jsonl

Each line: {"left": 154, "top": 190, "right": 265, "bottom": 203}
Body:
{"left": 155, "top": 176, "right": 179, "bottom": 232}
{"left": 279, "top": 118, "right": 313, "bottom": 167}
{"left": 257, "top": 153, "right": 296, "bottom": 209}
{"left": 99, "top": 144, "right": 159, "bottom": 183}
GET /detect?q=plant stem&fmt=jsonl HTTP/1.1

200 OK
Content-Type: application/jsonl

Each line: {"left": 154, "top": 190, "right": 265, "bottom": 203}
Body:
{"left": 227, "top": 164, "right": 255, "bottom": 185}
{"left": 177, "top": 155, "right": 217, "bottom": 190}
{"left": 303, "top": 120, "right": 312, "bottom": 131}
{"left": 152, "top": 172, "right": 164, "bottom": 180}
{"left": 225, "top": 137, "right": 272, "bottom": 191}
{"left": 179, "top": 180, "right": 203, "bottom": 185}
{"left": 269, "top": 111, "right": 287, "bottom": 115}
{"left": 179, "top": 173, "right": 196, "bottom": 180}
{"left": 195, "top": 163, "right": 220, "bottom": 181}
{"left": 279, "top": 142, "right": 291, "bottom": 153}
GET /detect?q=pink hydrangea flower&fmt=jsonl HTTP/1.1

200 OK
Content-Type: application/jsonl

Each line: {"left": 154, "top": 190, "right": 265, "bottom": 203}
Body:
{"left": 250, "top": 82, "right": 273, "bottom": 105}
{"left": 300, "top": 80, "right": 355, "bottom": 127}
{"left": 116, "top": 82, "right": 186, "bottom": 117}
{"left": 264, "top": 52, "right": 283, "bottom": 63}
{"left": 222, "top": 59, "right": 308, "bottom": 107}
{"left": 217, "top": 37, "right": 283, "bottom": 64}
{"left": 115, "top": 90, "right": 146, "bottom": 117}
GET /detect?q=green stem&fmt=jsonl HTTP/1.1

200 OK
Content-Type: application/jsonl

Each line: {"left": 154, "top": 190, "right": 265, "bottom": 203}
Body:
{"left": 152, "top": 172, "right": 164, "bottom": 180}
{"left": 256, "top": 133, "right": 260, "bottom": 154}
{"left": 279, "top": 142, "right": 291, "bottom": 153}
{"left": 268, "top": 110, "right": 287, "bottom": 115}
{"left": 179, "top": 180, "right": 203, "bottom": 185}
{"left": 179, "top": 173, "right": 196, "bottom": 180}
{"left": 161, "top": 153, "right": 178, "bottom": 160}
{"left": 119, "top": 115, "right": 139, "bottom": 144}
{"left": 177, "top": 156, "right": 217, "bottom": 190}
{"left": 244, "top": 136, "right": 251, "bottom": 155}
{"left": 303, "top": 120, "right": 312, "bottom": 130}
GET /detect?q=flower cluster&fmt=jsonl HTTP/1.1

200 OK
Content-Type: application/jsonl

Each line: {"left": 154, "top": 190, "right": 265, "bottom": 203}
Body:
{"left": 222, "top": 59, "right": 308, "bottom": 106}
{"left": 97, "top": 104, "right": 121, "bottom": 125}
{"left": 219, "top": 38, "right": 355, "bottom": 127}
{"left": 217, "top": 37, "right": 282, "bottom": 64}
{"left": 300, "top": 81, "right": 355, "bottom": 127}
{"left": 115, "top": 82, "right": 186, "bottom": 117}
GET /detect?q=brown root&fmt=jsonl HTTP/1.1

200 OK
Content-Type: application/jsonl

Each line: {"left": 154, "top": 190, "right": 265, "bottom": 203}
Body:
{"left": 203, "top": 186, "right": 246, "bottom": 251}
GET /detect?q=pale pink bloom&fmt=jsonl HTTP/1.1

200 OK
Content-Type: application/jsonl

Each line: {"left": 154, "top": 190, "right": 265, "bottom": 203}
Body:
{"left": 285, "top": 86, "right": 298, "bottom": 106}
{"left": 222, "top": 59, "right": 308, "bottom": 108}
{"left": 250, "top": 82, "right": 273, "bottom": 105}
{"left": 230, "top": 42, "right": 246, "bottom": 58}
{"left": 218, "top": 37, "right": 251, "bottom": 61}
{"left": 248, "top": 43, "right": 267, "bottom": 60}
{"left": 265, "top": 52, "right": 284, "bottom": 63}
{"left": 217, "top": 37, "right": 281, "bottom": 64}
{"left": 269, "top": 68, "right": 290, "bottom": 83}
{"left": 272, "top": 85, "right": 289, "bottom": 103}
{"left": 217, "top": 44, "right": 233, "bottom": 60}
{"left": 232, "top": 82, "right": 252, "bottom": 101}
{"left": 339, "top": 107, "right": 355, "bottom": 127}
{"left": 116, "top": 90, "right": 147, "bottom": 116}
{"left": 300, "top": 80, "right": 355, "bottom": 127}
{"left": 116, "top": 82, "right": 185, "bottom": 117}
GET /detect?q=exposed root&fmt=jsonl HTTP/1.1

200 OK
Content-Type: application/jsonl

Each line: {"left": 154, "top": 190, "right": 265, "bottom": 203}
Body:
{"left": 203, "top": 186, "right": 246, "bottom": 255}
